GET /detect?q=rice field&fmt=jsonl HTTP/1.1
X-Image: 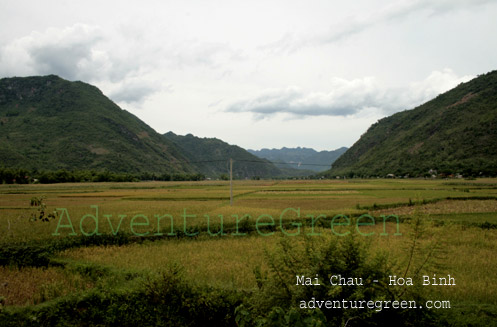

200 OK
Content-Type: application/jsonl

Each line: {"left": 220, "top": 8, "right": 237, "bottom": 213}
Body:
{"left": 1, "top": 178, "right": 497, "bottom": 324}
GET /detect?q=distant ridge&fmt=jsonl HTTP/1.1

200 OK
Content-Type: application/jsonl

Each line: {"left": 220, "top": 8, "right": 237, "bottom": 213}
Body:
{"left": 164, "top": 132, "right": 312, "bottom": 178}
{"left": 325, "top": 70, "right": 497, "bottom": 177}
{"left": 248, "top": 146, "right": 348, "bottom": 172}
{"left": 0, "top": 75, "right": 193, "bottom": 174}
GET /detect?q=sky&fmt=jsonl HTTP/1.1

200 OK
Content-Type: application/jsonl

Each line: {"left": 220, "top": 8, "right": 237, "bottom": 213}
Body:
{"left": 1, "top": 0, "right": 496, "bottom": 151}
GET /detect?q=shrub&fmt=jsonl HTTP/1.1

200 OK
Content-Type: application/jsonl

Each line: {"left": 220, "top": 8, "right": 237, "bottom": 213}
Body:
{"left": 237, "top": 235, "right": 440, "bottom": 326}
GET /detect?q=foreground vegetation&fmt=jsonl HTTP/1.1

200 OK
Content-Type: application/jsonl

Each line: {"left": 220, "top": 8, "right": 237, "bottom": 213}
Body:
{"left": 1, "top": 179, "right": 497, "bottom": 326}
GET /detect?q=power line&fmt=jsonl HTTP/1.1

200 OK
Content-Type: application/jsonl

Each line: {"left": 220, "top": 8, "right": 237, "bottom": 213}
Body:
{"left": 237, "top": 159, "right": 331, "bottom": 167}
{"left": 185, "top": 158, "right": 331, "bottom": 167}
{"left": 186, "top": 159, "right": 227, "bottom": 164}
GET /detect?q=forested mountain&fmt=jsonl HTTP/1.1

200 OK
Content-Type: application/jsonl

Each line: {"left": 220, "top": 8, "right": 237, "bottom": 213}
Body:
{"left": 164, "top": 132, "right": 311, "bottom": 178}
{"left": 325, "top": 70, "right": 497, "bottom": 177}
{"left": 0, "top": 75, "right": 193, "bottom": 174}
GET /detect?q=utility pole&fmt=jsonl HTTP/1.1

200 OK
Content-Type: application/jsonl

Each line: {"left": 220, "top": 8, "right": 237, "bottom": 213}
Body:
{"left": 229, "top": 158, "right": 233, "bottom": 206}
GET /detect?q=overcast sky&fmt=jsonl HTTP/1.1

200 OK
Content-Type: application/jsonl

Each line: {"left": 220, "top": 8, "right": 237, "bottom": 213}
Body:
{"left": 1, "top": 0, "right": 496, "bottom": 151}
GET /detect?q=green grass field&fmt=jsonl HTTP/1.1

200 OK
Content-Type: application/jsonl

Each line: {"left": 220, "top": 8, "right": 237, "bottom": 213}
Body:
{"left": 1, "top": 179, "right": 497, "bottom": 326}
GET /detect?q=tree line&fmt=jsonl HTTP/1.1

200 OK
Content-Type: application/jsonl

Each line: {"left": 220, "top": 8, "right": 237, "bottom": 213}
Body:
{"left": 0, "top": 167, "right": 205, "bottom": 184}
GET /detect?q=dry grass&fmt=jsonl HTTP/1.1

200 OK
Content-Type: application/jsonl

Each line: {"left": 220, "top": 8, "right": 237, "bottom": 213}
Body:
{"left": 62, "top": 235, "right": 279, "bottom": 289}
{"left": 374, "top": 199, "right": 497, "bottom": 216}
{"left": 0, "top": 266, "right": 92, "bottom": 306}
{"left": 368, "top": 223, "right": 497, "bottom": 304}
{"left": 60, "top": 221, "right": 497, "bottom": 305}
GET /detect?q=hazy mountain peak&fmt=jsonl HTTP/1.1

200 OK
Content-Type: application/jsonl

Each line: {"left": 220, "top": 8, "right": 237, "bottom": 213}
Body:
{"left": 248, "top": 146, "right": 348, "bottom": 172}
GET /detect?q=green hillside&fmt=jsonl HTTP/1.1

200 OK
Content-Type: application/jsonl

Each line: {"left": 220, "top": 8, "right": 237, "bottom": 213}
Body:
{"left": 163, "top": 132, "right": 310, "bottom": 178}
{"left": 326, "top": 70, "right": 497, "bottom": 178}
{"left": 0, "top": 75, "right": 192, "bottom": 174}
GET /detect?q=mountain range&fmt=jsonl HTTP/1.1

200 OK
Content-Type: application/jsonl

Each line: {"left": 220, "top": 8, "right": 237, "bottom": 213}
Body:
{"left": 163, "top": 132, "right": 310, "bottom": 178}
{"left": 3, "top": 71, "right": 496, "bottom": 181}
{"left": 0, "top": 75, "right": 316, "bottom": 179}
{"left": 248, "top": 147, "right": 348, "bottom": 172}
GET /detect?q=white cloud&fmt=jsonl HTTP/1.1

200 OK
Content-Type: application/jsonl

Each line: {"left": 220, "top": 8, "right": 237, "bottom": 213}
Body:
{"left": 0, "top": 22, "right": 246, "bottom": 104}
{"left": 109, "top": 77, "right": 170, "bottom": 104}
{"left": 400, "top": 69, "right": 474, "bottom": 109}
{"left": 262, "top": 0, "right": 496, "bottom": 53}
{"left": 0, "top": 24, "right": 106, "bottom": 80}
{"left": 226, "top": 69, "right": 474, "bottom": 118}
{"left": 166, "top": 39, "right": 245, "bottom": 70}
